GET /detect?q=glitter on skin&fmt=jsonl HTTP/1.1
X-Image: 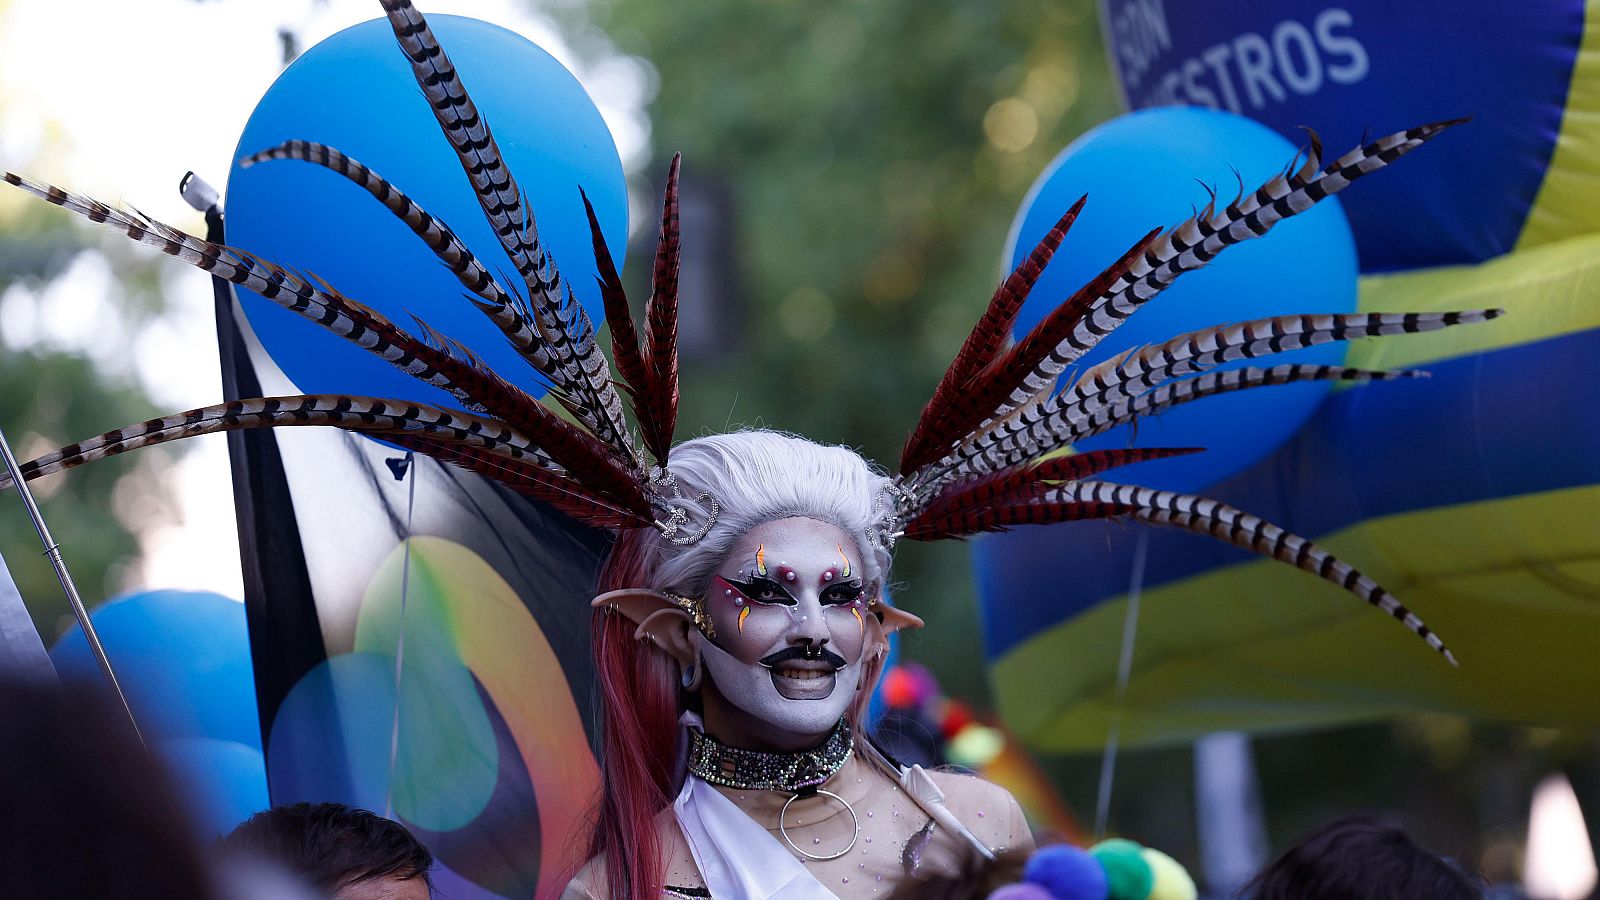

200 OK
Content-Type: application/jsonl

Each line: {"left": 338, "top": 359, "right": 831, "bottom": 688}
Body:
{"left": 756, "top": 544, "right": 767, "bottom": 576}
{"left": 838, "top": 545, "right": 851, "bottom": 578}
{"left": 738, "top": 606, "right": 750, "bottom": 632}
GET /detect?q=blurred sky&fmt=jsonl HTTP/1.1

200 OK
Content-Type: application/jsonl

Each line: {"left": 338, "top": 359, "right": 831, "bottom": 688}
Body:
{"left": 0, "top": 0, "right": 649, "bottom": 602}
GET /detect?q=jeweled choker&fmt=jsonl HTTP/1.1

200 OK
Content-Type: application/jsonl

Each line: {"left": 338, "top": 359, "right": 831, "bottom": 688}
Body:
{"left": 687, "top": 719, "right": 853, "bottom": 792}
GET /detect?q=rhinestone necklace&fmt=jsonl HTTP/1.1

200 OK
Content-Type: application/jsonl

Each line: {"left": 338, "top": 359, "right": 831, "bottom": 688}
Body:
{"left": 686, "top": 719, "right": 853, "bottom": 792}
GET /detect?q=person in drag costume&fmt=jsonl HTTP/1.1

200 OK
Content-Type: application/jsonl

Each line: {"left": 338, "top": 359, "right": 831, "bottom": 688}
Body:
{"left": 0, "top": 2, "right": 1498, "bottom": 897}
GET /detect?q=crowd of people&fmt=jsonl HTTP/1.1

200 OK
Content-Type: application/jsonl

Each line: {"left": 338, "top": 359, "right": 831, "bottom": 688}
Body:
{"left": 0, "top": 674, "right": 1496, "bottom": 900}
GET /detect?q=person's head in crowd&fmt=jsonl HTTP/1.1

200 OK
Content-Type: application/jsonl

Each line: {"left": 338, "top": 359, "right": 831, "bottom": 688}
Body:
{"left": 220, "top": 802, "right": 433, "bottom": 899}
{"left": 0, "top": 677, "right": 215, "bottom": 900}
{"left": 1243, "top": 815, "right": 1482, "bottom": 900}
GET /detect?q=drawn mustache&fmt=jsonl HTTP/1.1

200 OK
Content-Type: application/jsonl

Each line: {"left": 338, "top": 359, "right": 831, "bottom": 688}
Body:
{"left": 759, "top": 645, "right": 848, "bottom": 670}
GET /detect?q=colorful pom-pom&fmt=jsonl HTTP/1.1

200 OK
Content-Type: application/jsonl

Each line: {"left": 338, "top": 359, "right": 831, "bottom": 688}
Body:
{"left": 1022, "top": 844, "right": 1109, "bottom": 900}
{"left": 941, "top": 698, "right": 976, "bottom": 738}
{"left": 1089, "top": 839, "right": 1154, "bottom": 900}
{"left": 1141, "top": 847, "right": 1196, "bottom": 900}
{"left": 948, "top": 723, "right": 1006, "bottom": 768}
{"left": 988, "top": 884, "right": 1058, "bottom": 900}
{"left": 882, "top": 666, "right": 919, "bottom": 709}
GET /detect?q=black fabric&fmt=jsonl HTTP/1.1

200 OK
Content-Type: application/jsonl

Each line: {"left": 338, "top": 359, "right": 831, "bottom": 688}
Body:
{"left": 208, "top": 211, "right": 325, "bottom": 756}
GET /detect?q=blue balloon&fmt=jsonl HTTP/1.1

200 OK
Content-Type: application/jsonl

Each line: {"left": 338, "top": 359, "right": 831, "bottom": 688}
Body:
{"left": 226, "top": 16, "right": 626, "bottom": 410}
{"left": 1005, "top": 107, "right": 1357, "bottom": 491}
{"left": 50, "top": 590, "right": 260, "bottom": 751}
{"left": 158, "top": 737, "right": 270, "bottom": 837}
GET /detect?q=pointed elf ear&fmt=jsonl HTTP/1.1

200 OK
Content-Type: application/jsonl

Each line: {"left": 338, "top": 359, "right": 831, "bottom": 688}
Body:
{"left": 591, "top": 588, "right": 697, "bottom": 668}
{"left": 876, "top": 604, "right": 924, "bottom": 635}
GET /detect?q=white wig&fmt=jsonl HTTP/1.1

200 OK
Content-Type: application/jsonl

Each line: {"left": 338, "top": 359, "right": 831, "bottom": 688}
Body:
{"left": 644, "top": 430, "right": 894, "bottom": 597}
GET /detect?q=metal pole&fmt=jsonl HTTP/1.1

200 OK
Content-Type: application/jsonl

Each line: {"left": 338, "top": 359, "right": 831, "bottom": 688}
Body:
{"left": 0, "top": 422, "right": 143, "bottom": 744}
{"left": 1093, "top": 529, "right": 1149, "bottom": 841}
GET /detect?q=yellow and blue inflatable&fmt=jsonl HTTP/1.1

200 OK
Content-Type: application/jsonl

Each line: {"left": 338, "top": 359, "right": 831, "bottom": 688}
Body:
{"left": 981, "top": 0, "right": 1600, "bottom": 752}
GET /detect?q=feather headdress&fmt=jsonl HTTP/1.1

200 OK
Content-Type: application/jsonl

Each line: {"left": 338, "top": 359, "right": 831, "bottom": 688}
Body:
{"left": 1, "top": 0, "right": 1498, "bottom": 663}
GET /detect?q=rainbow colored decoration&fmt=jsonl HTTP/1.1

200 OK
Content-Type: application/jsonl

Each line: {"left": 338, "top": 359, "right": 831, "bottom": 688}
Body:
{"left": 981, "top": 0, "right": 1600, "bottom": 752}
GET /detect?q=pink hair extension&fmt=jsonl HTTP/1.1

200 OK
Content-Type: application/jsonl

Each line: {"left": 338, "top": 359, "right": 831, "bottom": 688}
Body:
{"left": 586, "top": 528, "right": 681, "bottom": 900}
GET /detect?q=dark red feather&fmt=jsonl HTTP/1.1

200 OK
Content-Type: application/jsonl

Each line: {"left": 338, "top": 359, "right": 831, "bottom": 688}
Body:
{"left": 641, "top": 153, "right": 683, "bottom": 466}
{"left": 903, "top": 499, "right": 1133, "bottom": 541}
{"left": 900, "top": 196, "right": 1087, "bottom": 474}
{"left": 922, "top": 447, "right": 1203, "bottom": 520}
{"left": 582, "top": 187, "right": 650, "bottom": 402}
{"left": 387, "top": 434, "right": 654, "bottom": 529}
{"left": 403, "top": 314, "right": 653, "bottom": 517}
{"left": 905, "top": 226, "right": 1162, "bottom": 471}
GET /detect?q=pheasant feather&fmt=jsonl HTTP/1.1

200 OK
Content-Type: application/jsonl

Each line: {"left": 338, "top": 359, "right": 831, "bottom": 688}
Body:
{"left": 902, "top": 498, "right": 1133, "bottom": 541}
{"left": 1058, "top": 479, "right": 1456, "bottom": 664}
{"left": 915, "top": 447, "right": 1202, "bottom": 525}
{"left": 906, "top": 223, "right": 1161, "bottom": 476}
{"left": 931, "top": 364, "right": 1416, "bottom": 486}
{"left": 900, "top": 195, "right": 1087, "bottom": 474}
{"left": 977, "top": 120, "right": 1466, "bottom": 428}
{"left": 378, "top": 0, "right": 634, "bottom": 460}
{"left": 0, "top": 172, "right": 486, "bottom": 403}
{"left": 240, "top": 139, "right": 558, "bottom": 382}
{"left": 642, "top": 153, "right": 683, "bottom": 467}
{"left": 1067, "top": 309, "right": 1502, "bottom": 406}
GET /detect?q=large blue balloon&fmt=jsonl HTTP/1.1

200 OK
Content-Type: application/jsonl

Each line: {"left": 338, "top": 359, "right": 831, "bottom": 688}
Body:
{"left": 1098, "top": 0, "right": 1584, "bottom": 272}
{"left": 1005, "top": 107, "right": 1357, "bottom": 491}
{"left": 226, "top": 16, "right": 626, "bottom": 408}
{"left": 51, "top": 590, "right": 260, "bottom": 751}
{"left": 158, "top": 737, "right": 270, "bottom": 837}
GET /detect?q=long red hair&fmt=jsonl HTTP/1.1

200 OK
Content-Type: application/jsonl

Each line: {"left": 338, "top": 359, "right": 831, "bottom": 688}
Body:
{"left": 586, "top": 528, "right": 679, "bottom": 900}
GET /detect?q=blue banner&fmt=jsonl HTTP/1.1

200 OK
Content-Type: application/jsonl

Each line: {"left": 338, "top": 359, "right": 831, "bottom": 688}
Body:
{"left": 1099, "top": 0, "right": 1584, "bottom": 271}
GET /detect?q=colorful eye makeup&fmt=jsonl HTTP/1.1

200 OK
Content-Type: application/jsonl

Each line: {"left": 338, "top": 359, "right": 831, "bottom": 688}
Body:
{"left": 712, "top": 533, "right": 870, "bottom": 637}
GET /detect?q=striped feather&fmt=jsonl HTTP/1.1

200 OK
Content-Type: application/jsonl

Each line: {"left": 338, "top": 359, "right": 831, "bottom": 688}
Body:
{"left": 405, "top": 316, "right": 651, "bottom": 513}
{"left": 904, "top": 225, "right": 1161, "bottom": 475}
{"left": 377, "top": 0, "right": 634, "bottom": 461}
{"left": 983, "top": 120, "right": 1467, "bottom": 425}
{"left": 899, "top": 195, "right": 1088, "bottom": 474}
{"left": 1058, "top": 479, "right": 1456, "bottom": 664}
{"left": 1068, "top": 309, "right": 1501, "bottom": 406}
{"left": 934, "top": 364, "right": 1415, "bottom": 484}
{"left": 0, "top": 172, "right": 485, "bottom": 404}
{"left": 0, "top": 396, "right": 550, "bottom": 488}
{"left": 240, "top": 139, "right": 558, "bottom": 381}
{"left": 383, "top": 434, "right": 654, "bottom": 527}
{"left": 0, "top": 170, "right": 657, "bottom": 512}
{"left": 0, "top": 395, "right": 651, "bottom": 529}
{"left": 918, "top": 447, "right": 1201, "bottom": 523}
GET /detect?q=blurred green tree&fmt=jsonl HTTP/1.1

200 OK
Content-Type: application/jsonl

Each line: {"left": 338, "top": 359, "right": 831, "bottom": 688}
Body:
{"left": 583, "top": 0, "right": 1118, "bottom": 701}
{"left": 0, "top": 201, "right": 177, "bottom": 644}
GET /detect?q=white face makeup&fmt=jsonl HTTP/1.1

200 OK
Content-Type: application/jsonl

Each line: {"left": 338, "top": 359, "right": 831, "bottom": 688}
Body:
{"left": 696, "top": 516, "right": 875, "bottom": 741}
